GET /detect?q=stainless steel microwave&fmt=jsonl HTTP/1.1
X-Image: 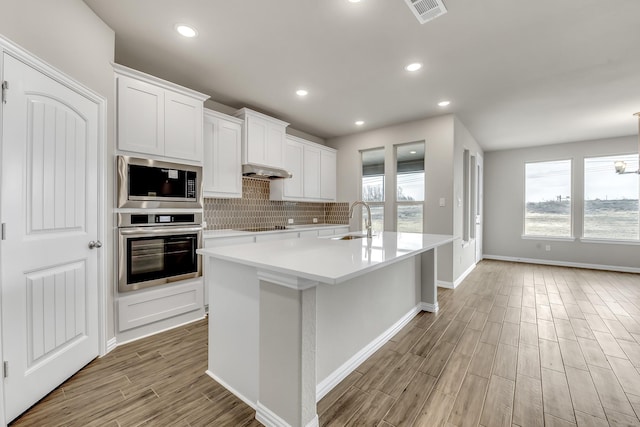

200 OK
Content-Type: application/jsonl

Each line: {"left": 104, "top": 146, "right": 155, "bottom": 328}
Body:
{"left": 117, "top": 156, "right": 202, "bottom": 209}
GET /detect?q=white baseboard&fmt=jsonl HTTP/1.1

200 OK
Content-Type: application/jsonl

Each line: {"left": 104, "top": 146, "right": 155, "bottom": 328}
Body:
{"left": 454, "top": 263, "right": 476, "bottom": 287}
{"left": 105, "top": 337, "right": 117, "bottom": 354}
{"left": 483, "top": 255, "right": 640, "bottom": 274}
{"left": 438, "top": 280, "right": 454, "bottom": 289}
{"left": 116, "top": 314, "right": 206, "bottom": 347}
{"left": 206, "top": 370, "right": 256, "bottom": 410}
{"left": 255, "top": 401, "right": 318, "bottom": 427}
{"left": 316, "top": 305, "right": 420, "bottom": 401}
{"left": 437, "top": 263, "right": 477, "bottom": 290}
{"left": 420, "top": 301, "right": 439, "bottom": 313}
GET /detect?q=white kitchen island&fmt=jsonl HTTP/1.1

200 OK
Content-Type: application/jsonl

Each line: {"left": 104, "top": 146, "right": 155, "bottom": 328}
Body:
{"left": 198, "top": 231, "right": 453, "bottom": 427}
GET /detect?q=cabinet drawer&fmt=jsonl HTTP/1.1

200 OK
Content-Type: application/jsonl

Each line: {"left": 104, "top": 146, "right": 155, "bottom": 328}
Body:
{"left": 118, "top": 279, "right": 203, "bottom": 332}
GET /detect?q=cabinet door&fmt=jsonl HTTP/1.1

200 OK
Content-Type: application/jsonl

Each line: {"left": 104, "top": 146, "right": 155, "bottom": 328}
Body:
{"left": 164, "top": 91, "right": 204, "bottom": 161}
{"left": 265, "top": 123, "right": 284, "bottom": 168}
{"left": 216, "top": 120, "right": 243, "bottom": 196}
{"left": 117, "top": 75, "right": 164, "bottom": 155}
{"left": 204, "top": 117, "right": 242, "bottom": 198}
{"left": 283, "top": 139, "right": 304, "bottom": 198}
{"left": 303, "top": 145, "right": 321, "bottom": 199}
{"left": 320, "top": 149, "right": 337, "bottom": 200}
{"left": 245, "top": 115, "right": 268, "bottom": 165}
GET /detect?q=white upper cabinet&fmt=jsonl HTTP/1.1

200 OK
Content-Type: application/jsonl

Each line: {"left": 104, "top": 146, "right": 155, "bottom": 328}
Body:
{"left": 116, "top": 75, "right": 164, "bottom": 156}
{"left": 303, "top": 144, "right": 321, "bottom": 200}
{"left": 281, "top": 138, "right": 304, "bottom": 199}
{"left": 320, "top": 148, "right": 337, "bottom": 200}
{"left": 271, "top": 135, "right": 337, "bottom": 202}
{"left": 203, "top": 109, "right": 243, "bottom": 199}
{"left": 114, "top": 64, "right": 209, "bottom": 162}
{"left": 234, "top": 108, "right": 288, "bottom": 169}
{"left": 164, "top": 91, "right": 205, "bottom": 161}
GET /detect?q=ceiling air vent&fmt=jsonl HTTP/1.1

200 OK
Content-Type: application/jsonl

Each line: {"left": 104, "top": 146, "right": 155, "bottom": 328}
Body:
{"left": 404, "top": 0, "right": 448, "bottom": 24}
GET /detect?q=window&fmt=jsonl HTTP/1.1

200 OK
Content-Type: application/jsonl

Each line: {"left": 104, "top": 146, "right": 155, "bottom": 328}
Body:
{"left": 361, "top": 148, "right": 385, "bottom": 232}
{"left": 584, "top": 154, "right": 639, "bottom": 240}
{"left": 524, "top": 159, "right": 572, "bottom": 237}
{"left": 396, "top": 142, "right": 425, "bottom": 232}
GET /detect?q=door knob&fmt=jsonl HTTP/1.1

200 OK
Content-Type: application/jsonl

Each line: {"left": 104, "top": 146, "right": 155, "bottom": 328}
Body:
{"left": 88, "top": 240, "right": 103, "bottom": 249}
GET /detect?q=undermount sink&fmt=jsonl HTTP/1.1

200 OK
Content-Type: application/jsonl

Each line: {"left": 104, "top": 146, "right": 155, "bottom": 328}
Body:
{"left": 332, "top": 234, "right": 370, "bottom": 240}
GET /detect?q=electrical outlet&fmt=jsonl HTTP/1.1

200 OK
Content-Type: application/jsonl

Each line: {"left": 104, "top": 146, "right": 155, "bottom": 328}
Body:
{"left": 313, "top": 218, "right": 318, "bottom": 223}
{"left": 545, "top": 245, "right": 551, "bottom": 251}
{"left": 288, "top": 218, "right": 294, "bottom": 224}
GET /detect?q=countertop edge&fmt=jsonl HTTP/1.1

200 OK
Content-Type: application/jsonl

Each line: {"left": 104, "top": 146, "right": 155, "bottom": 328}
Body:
{"left": 198, "top": 233, "right": 454, "bottom": 285}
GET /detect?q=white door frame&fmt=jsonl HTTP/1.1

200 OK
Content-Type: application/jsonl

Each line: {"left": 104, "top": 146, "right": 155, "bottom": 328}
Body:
{"left": 475, "top": 153, "right": 484, "bottom": 263}
{"left": 0, "top": 34, "right": 108, "bottom": 425}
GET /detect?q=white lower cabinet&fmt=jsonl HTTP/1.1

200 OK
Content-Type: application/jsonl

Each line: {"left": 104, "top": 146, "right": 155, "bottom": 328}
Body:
{"left": 117, "top": 278, "right": 204, "bottom": 333}
{"left": 255, "top": 231, "right": 298, "bottom": 242}
{"left": 299, "top": 230, "right": 319, "bottom": 238}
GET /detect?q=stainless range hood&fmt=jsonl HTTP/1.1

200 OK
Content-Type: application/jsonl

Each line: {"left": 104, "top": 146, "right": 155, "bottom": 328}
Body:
{"left": 242, "top": 164, "right": 292, "bottom": 179}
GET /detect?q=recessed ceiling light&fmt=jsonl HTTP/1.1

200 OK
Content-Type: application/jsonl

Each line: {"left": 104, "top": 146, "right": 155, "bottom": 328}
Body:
{"left": 438, "top": 100, "right": 451, "bottom": 107}
{"left": 348, "top": 0, "right": 362, "bottom": 3}
{"left": 355, "top": 120, "right": 365, "bottom": 126}
{"left": 175, "top": 24, "right": 198, "bottom": 38}
{"left": 410, "top": 150, "right": 417, "bottom": 154}
{"left": 296, "top": 89, "right": 308, "bottom": 97}
{"left": 404, "top": 63, "right": 422, "bottom": 72}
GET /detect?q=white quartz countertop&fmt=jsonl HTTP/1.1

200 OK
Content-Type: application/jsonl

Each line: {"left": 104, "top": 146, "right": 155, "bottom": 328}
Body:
{"left": 198, "top": 232, "right": 454, "bottom": 285}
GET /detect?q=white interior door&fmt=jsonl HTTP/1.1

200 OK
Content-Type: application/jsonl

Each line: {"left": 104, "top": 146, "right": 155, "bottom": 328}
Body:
{"left": 475, "top": 154, "right": 483, "bottom": 263}
{"left": 1, "top": 53, "right": 100, "bottom": 422}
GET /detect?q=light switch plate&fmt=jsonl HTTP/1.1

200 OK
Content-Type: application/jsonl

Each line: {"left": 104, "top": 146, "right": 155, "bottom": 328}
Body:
{"left": 439, "top": 198, "right": 446, "bottom": 207}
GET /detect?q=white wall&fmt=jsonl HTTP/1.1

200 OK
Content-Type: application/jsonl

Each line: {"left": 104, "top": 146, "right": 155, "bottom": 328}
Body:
{"left": 0, "top": 0, "right": 116, "bottom": 338}
{"left": 484, "top": 135, "right": 640, "bottom": 271}
{"left": 327, "top": 115, "right": 461, "bottom": 283}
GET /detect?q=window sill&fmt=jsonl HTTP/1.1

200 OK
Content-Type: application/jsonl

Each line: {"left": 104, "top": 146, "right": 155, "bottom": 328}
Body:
{"left": 521, "top": 235, "right": 577, "bottom": 242}
{"left": 579, "top": 238, "right": 640, "bottom": 246}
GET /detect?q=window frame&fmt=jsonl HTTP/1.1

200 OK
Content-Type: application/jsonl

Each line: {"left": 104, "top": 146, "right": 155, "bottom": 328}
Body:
{"left": 360, "top": 147, "right": 386, "bottom": 233}
{"left": 394, "top": 141, "right": 426, "bottom": 233}
{"left": 581, "top": 153, "right": 640, "bottom": 243}
{"left": 522, "top": 158, "right": 574, "bottom": 239}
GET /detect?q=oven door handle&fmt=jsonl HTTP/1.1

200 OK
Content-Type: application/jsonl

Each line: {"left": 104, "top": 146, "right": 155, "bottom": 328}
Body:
{"left": 119, "top": 226, "right": 203, "bottom": 236}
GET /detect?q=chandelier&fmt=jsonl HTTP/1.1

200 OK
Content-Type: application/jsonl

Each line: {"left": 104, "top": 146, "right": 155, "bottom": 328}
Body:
{"left": 614, "top": 112, "right": 640, "bottom": 174}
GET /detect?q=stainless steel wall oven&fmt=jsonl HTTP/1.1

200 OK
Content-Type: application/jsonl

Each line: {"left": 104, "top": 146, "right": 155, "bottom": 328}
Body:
{"left": 117, "top": 155, "right": 202, "bottom": 209}
{"left": 118, "top": 213, "right": 202, "bottom": 292}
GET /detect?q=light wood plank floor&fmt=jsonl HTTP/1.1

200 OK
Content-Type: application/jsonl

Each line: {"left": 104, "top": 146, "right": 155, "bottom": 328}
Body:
{"left": 10, "top": 260, "right": 640, "bottom": 426}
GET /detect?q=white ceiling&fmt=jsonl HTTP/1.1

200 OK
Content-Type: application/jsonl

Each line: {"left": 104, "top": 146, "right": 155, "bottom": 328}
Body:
{"left": 83, "top": 0, "right": 640, "bottom": 151}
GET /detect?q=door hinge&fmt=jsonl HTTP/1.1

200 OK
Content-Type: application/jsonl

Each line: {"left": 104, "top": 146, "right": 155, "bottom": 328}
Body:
{"left": 1, "top": 223, "right": 5, "bottom": 240}
{"left": 2, "top": 81, "right": 8, "bottom": 104}
{"left": 3, "top": 361, "right": 7, "bottom": 378}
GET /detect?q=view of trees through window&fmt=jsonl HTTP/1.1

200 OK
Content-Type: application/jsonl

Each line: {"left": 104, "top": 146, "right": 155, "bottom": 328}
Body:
{"left": 524, "top": 159, "right": 572, "bottom": 237}
{"left": 584, "top": 154, "right": 639, "bottom": 240}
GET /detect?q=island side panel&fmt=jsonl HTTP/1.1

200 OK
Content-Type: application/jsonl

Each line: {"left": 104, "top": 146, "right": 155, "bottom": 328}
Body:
{"left": 207, "top": 258, "right": 259, "bottom": 406}
{"left": 316, "top": 256, "right": 420, "bottom": 384}
{"left": 258, "top": 281, "right": 317, "bottom": 427}
{"left": 420, "top": 248, "right": 438, "bottom": 312}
